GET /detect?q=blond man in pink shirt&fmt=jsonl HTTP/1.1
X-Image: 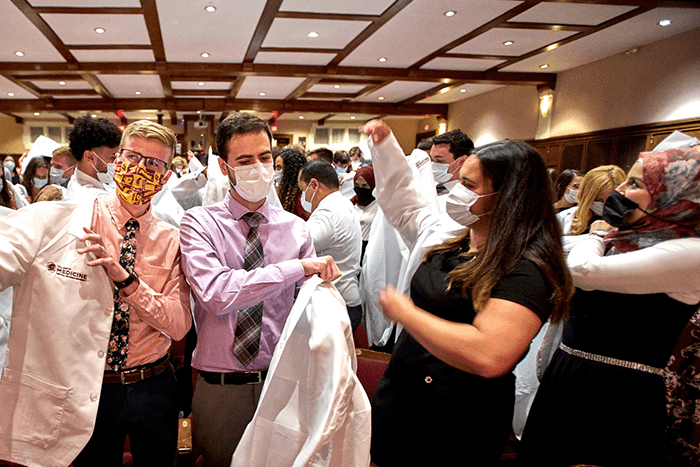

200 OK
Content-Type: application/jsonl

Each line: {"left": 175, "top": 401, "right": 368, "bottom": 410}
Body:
{"left": 0, "top": 120, "right": 191, "bottom": 467}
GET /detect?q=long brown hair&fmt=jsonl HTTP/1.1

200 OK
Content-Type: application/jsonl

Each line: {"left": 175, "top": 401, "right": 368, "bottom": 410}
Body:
{"left": 426, "top": 140, "right": 573, "bottom": 323}
{"left": 276, "top": 148, "right": 306, "bottom": 213}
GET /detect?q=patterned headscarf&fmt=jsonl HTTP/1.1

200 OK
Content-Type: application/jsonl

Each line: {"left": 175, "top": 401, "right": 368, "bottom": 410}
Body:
{"left": 606, "top": 146, "right": 700, "bottom": 252}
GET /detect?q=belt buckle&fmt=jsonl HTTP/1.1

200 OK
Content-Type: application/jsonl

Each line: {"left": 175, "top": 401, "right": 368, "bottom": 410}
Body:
{"left": 119, "top": 368, "right": 145, "bottom": 385}
{"left": 244, "top": 371, "right": 261, "bottom": 385}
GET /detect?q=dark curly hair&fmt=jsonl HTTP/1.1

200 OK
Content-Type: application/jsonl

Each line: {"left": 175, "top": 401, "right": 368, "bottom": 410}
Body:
{"left": 68, "top": 115, "right": 122, "bottom": 162}
{"left": 277, "top": 148, "right": 307, "bottom": 213}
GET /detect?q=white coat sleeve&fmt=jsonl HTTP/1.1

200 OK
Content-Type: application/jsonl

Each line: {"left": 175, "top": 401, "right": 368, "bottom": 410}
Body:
{"left": 369, "top": 133, "right": 438, "bottom": 249}
{"left": 0, "top": 204, "right": 47, "bottom": 290}
{"left": 567, "top": 236, "right": 700, "bottom": 298}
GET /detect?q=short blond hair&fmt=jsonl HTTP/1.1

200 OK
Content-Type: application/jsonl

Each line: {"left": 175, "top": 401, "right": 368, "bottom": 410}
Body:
{"left": 52, "top": 146, "right": 78, "bottom": 165}
{"left": 120, "top": 120, "right": 177, "bottom": 162}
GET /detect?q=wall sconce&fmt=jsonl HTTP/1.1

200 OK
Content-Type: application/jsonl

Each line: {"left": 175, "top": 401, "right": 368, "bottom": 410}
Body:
{"left": 437, "top": 118, "right": 447, "bottom": 135}
{"left": 539, "top": 92, "right": 553, "bottom": 117}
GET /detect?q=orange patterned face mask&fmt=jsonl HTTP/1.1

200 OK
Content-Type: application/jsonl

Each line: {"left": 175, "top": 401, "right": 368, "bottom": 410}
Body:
{"left": 113, "top": 159, "right": 166, "bottom": 205}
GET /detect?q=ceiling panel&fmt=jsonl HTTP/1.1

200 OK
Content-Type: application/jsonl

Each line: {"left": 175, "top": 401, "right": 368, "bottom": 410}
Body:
{"left": 418, "top": 84, "right": 505, "bottom": 104}
{"left": 339, "top": 0, "right": 522, "bottom": 68}
{"left": 308, "top": 84, "right": 366, "bottom": 94}
{"left": 72, "top": 49, "right": 156, "bottom": 62}
{"left": 276, "top": 112, "right": 329, "bottom": 121}
{"left": 157, "top": 0, "right": 266, "bottom": 63}
{"left": 40, "top": 13, "right": 150, "bottom": 45}
{"left": 279, "top": 0, "right": 394, "bottom": 15}
{"left": 171, "top": 82, "right": 232, "bottom": 90}
{"left": 421, "top": 57, "right": 506, "bottom": 72}
{"left": 503, "top": 7, "right": 700, "bottom": 73}
{"left": 262, "top": 18, "right": 371, "bottom": 49}
{"left": 355, "top": 81, "right": 438, "bottom": 103}
{"left": 235, "top": 76, "right": 307, "bottom": 99}
{"left": 0, "top": 0, "right": 66, "bottom": 62}
{"left": 99, "top": 74, "right": 165, "bottom": 98}
{"left": 28, "top": 0, "right": 139, "bottom": 6}
{"left": 29, "top": 80, "right": 93, "bottom": 90}
{"left": 254, "top": 51, "right": 336, "bottom": 66}
{"left": 0, "top": 76, "right": 40, "bottom": 99}
{"left": 510, "top": 3, "right": 636, "bottom": 26}
{"left": 450, "top": 28, "right": 577, "bottom": 56}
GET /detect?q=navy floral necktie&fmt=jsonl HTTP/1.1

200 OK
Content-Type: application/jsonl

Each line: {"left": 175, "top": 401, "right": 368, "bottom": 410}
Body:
{"left": 107, "top": 218, "right": 139, "bottom": 371}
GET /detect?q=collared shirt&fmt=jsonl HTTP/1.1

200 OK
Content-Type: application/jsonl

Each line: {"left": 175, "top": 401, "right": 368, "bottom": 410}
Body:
{"left": 180, "top": 192, "right": 315, "bottom": 373}
{"left": 92, "top": 195, "right": 192, "bottom": 369}
{"left": 307, "top": 191, "right": 362, "bottom": 306}
{"left": 65, "top": 168, "right": 112, "bottom": 201}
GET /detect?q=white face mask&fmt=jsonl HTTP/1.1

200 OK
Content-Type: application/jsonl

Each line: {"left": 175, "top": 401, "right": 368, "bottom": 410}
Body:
{"left": 33, "top": 177, "right": 48, "bottom": 189}
{"left": 432, "top": 162, "right": 452, "bottom": 184}
{"left": 228, "top": 161, "right": 274, "bottom": 202}
{"left": 4, "top": 160, "right": 15, "bottom": 172}
{"left": 444, "top": 183, "right": 495, "bottom": 226}
{"left": 300, "top": 185, "right": 316, "bottom": 213}
{"left": 50, "top": 167, "right": 69, "bottom": 185}
{"left": 564, "top": 188, "right": 578, "bottom": 205}
{"left": 91, "top": 151, "right": 115, "bottom": 185}
{"left": 273, "top": 170, "right": 283, "bottom": 184}
{"left": 590, "top": 200, "right": 605, "bottom": 217}
{"left": 0, "top": 177, "right": 4, "bottom": 192}
{"left": 351, "top": 160, "right": 361, "bottom": 171}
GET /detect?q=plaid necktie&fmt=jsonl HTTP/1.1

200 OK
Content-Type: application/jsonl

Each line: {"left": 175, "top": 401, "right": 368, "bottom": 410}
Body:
{"left": 107, "top": 218, "right": 139, "bottom": 371}
{"left": 233, "top": 212, "right": 265, "bottom": 367}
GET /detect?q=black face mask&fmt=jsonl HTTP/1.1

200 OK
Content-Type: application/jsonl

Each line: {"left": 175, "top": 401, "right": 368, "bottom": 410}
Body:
{"left": 603, "top": 190, "right": 640, "bottom": 230}
{"left": 354, "top": 187, "right": 374, "bottom": 205}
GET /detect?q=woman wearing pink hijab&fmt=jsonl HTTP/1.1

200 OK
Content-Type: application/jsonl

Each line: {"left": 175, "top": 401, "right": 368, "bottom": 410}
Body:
{"left": 521, "top": 146, "right": 700, "bottom": 467}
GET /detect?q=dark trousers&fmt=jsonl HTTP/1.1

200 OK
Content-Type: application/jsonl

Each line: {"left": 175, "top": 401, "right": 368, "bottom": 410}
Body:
{"left": 347, "top": 304, "right": 363, "bottom": 333}
{"left": 72, "top": 365, "right": 180, "bottom": 467}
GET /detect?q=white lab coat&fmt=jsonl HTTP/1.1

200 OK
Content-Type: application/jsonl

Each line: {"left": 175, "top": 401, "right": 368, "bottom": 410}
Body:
{"left": 232, "top": 276, "right": 371, "bottom": 467}
{"left": 359, "top": 147, "right": 442, "bottom": 347}
{"left": 0, "top": 199, "right": 114, "bottom": 467}
{"left": 0, "top": 205, "right": 15, "bottom": 379}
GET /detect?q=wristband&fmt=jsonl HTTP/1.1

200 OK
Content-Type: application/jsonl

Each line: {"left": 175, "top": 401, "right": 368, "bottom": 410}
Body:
{"left": 114, "top": 271, "right": 138, "bottom": 289}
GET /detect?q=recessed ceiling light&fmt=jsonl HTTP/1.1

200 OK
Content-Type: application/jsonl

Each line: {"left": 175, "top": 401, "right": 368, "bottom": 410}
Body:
{"left": 15, "top": 51, "right": 24, "bottom": 57}
{"left": 378, "top": 96, "right": 385, "bottom": 100}
{"left": 197, "top": 110, "right": 202, "bottom": 114}
{"left": 198, "top": 81, "right": 205, "bottom": 86}
{"left": 34, "top": 112, "right": 40, "bottom": 116}
{"left": 201, "top": 52, "right": 210, "bottom": 58}
{"left": 299, "top": 115, "right": 304, "bottom": 119}
{"left": 658, "top": 19, "right": 672, "bottom": 27}
{"left": 259, "top": 92, "right": 266, "bottom": 96}
{"left": 539, "top": 64, "right": 549, "bottom": 69}
{"left": 307, "top": 31, "right": 319, "bottom": 38}
{"left": 440, "top": 87, "right": 449, "bottom": 94}
{"left": 444, "top": 10, "right": 456, "bottom": 17}
{"left": 350, "top": 116, "right": 356, "bottom": 119}
{"left": 378, "top": 57, "right": 387, "bottom": 63}
{"left": 7, "top": 92, "right": 15, "bottom": 97}
{"left": 92, "top": 114, "right": 97, "bottom": 118}
{"left": 204, "top": 5, "right": 216, "bottom": 12}
{"left": 460, "top": 89, "right": 466, "bottom": 93}
{"left": 59, "top": 81, "right": 66, "bottom": 85}
{"left": 135, "top": 91, "right": 141, "bottom": 95}
{"left": 95, "top": 27, "right": 105, "bottom": 34}
{"left": 334, "top": 85, "right": 340, "bottom": 89}
{"left": 503, "top": 40, "right": 514, "bottom": 46}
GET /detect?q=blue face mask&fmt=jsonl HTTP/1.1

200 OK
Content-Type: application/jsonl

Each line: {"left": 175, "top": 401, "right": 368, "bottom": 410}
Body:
{"left": 335, "top": 166, "right": 347, "bottom": 176}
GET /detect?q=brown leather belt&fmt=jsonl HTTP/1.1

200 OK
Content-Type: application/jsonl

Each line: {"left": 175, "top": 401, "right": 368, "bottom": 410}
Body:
{"left": 199, "top": 369, "right": 268, "bottom": 385}
{"left": 103, "top": 354, "right": 170, "bottom": 385}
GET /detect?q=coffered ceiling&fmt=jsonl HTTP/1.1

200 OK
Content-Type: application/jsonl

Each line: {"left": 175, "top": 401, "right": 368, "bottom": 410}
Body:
{"left": 1, "top": 0, "right": 699, "bottom": 125}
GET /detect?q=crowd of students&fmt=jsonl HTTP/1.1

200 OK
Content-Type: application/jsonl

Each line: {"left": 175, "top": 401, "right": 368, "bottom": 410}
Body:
{"left": 1, "top": 113, "right": 699, "bottom": 467}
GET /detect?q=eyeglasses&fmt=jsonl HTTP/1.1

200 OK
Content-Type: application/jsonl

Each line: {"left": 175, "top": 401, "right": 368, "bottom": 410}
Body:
{"left": 119, "top": 149, "right": 168, "bottom": 173}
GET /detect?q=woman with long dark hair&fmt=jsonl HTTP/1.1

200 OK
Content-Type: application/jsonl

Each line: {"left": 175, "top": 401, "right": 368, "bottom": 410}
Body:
{"left": 520, "top": 146, "right": 700, "bottom": 466}
{"left": 0, "top": 168, "right": 17, "bottom": 210}
{"left": 554, "top": 168, "right": 584, "bottom": 213}
{"left": 275, "top": 148, "right": 308, "bottom": 220}
{"left": 17, "top": 157, "right": 51, "bottom": 203}
{"left": 361, "top": 120, "right": 573, "bottom": 465}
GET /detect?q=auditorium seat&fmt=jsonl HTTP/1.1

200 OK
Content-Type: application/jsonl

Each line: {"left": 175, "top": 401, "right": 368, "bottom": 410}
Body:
{"left": 354, "top": 348, "right": 390, "bottom": 399}
{"left": 353, "top": 321, "right": 370, "bottom": 349}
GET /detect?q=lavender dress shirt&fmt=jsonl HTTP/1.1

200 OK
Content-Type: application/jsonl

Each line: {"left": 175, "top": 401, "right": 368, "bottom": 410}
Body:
{"left": 180, "top": 192, "right": 315, "bottom": 372}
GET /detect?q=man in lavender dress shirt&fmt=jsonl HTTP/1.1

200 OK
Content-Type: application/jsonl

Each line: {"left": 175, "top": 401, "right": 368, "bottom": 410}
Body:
{"left": 180, "top": 113, "right": 340, "bottom": 467}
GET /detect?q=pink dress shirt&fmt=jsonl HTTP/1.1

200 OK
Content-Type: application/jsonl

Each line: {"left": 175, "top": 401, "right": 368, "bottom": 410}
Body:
{"left": 92, "top": 195, "right": 192, "bottom": 369}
